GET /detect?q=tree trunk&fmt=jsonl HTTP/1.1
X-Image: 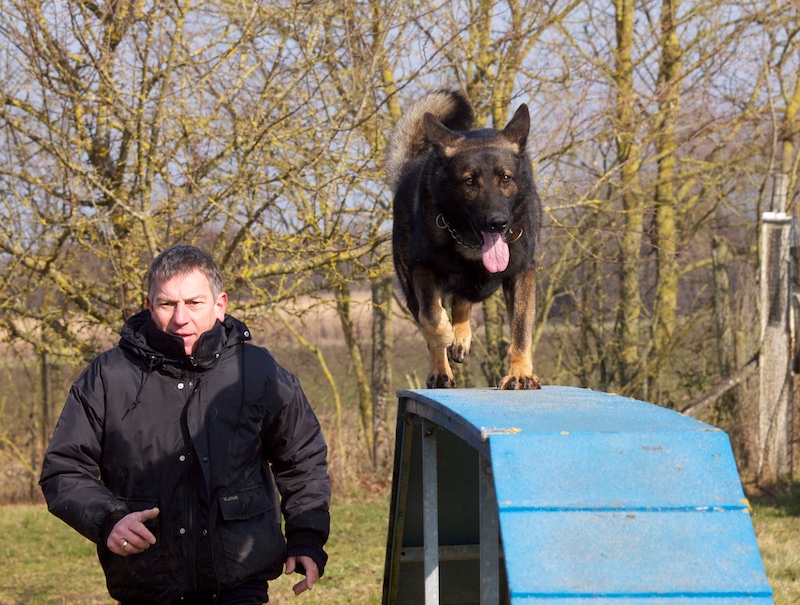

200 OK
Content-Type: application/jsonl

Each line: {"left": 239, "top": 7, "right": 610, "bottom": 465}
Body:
{"left": 711, "top": 236, "right": 750, "bottom": 463}
{"left": 371, "top": 276, "right": 393, "bottom": 474}
{"left": 32, "top": 349, "right": 51, "bottom": 499}
{"left": 614, "top": 0, "right": 643, "bottom": 393}
{"left": 712, "top": 237, "right": 733, "bottom": 377}
{"left": 335, "top": 284, "right": 374, "bottom": 459}
{"left": 481, "top": 292, "right": 507, "bottom": 387}
{"left": 779, "top": 54, "right": 800, "bottom": 212}
{"left": 649, "top": 0, "right": 682, "bottom": 400}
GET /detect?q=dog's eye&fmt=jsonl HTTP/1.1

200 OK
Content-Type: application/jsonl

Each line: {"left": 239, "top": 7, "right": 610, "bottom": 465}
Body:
{"left": 501, "top": 173, "right": 513, "bottom": 185}
{"left": 464, "top": 177, "right": 475, "bottom": 187}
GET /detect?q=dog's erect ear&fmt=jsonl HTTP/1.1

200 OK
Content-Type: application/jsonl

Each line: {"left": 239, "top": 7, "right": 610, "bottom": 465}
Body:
{"left": 501, "top": 104, "right": 530, "bottom": 151}
{"left": 424, "top": 112, "right": 464, "bottom": 159}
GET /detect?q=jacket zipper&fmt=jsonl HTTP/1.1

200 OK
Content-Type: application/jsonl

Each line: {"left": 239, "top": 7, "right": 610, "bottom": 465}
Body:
{"left": 184, "top": 369, "right": 198, "bottom": 595}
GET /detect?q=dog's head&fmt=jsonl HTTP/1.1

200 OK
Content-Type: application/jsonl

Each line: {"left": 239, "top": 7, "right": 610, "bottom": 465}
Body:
{"left": 424, "top": 104, "right": 531, "bottom": 272}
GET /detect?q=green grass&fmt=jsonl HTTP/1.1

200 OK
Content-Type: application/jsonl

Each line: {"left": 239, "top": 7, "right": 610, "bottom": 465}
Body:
{"left": 0, "top": 504, "right": 111, "bottom": 604}
{"left": 0, "top": 494, "right": 389, "bottom": 605}
{"left": 268, "top": 494, "right": 389, "bottom": 604}
{"left": 2, "top": 487, "right": 798, "bottom": 604}
{"left": 749, "top": 485, "right": 800, "bottom": 605}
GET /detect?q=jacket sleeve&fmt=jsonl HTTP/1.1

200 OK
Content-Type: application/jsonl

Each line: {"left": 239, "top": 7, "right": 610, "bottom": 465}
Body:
{"left": 262, "top": 367, "right": 331, "bottom": 574}
{"left": 39, "top": 357, "right": 129, "bottom": 544}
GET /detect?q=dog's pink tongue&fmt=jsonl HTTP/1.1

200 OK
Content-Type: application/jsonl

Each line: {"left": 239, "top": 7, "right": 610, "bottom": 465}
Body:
{"left": 481, "top": 232, "right": 510, "bottom": 273}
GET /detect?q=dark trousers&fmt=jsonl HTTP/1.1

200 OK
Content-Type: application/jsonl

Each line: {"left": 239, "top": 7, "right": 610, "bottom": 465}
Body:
{"left": 120, "top": 594, "right": 264, "bottom": 605}
{"left": 119, "top": 576, "right": 268, "bottom": 605}
{"left": 120, "top": 595, "right": 263, "bottom": 605}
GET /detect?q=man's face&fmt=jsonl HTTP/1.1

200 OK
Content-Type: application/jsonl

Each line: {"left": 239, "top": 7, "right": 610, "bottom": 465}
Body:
{"left": 146, "top": 269, "right": 227, "bottom": 356}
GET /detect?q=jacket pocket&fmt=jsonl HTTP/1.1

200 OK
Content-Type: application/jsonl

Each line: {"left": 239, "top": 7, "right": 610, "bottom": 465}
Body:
{"left": 118, "top": 497, "right": 161, "bottom": 536}
{"left": 98, "top": 499, "right": 165, "bottom": 600}
{"left": 216, "top": 485, "right": 286, "bottom": 585}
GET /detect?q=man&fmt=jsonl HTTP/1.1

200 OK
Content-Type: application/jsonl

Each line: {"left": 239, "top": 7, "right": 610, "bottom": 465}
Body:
{"left": 40, "top": 244, "right": 330, "bottom": 605}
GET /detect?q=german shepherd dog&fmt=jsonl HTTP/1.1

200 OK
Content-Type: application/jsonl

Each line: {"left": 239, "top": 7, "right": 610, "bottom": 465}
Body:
{"left": 387, "top": 89, "right": 542, "bottom": 389}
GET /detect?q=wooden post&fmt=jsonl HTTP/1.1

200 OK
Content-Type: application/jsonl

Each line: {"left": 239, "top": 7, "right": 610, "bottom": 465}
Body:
{"left": 758, "top": 205, "right": 794, "bottom": 490}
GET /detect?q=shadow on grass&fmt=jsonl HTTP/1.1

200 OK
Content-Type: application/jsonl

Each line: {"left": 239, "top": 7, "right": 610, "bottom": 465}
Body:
{"left": 746, "top": 478, "right": 800, "bottom": 517}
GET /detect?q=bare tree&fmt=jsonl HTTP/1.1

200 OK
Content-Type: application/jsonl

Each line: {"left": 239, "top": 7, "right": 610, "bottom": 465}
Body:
{"left": 0, "top": 0, "right": 396, "bottom": 479}
{"left": 3, "top": 0, "right": 800, "bottom": 492}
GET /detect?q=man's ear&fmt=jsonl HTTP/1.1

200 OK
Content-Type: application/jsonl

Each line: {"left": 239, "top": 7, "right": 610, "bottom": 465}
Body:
{"left": 216, "top": 292, "right": 228, "bottom": 321}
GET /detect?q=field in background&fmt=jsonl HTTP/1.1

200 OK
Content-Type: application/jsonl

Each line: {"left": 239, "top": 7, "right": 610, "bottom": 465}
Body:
{"left": 1, "top": 484, "right": 798, "bottom": 605}
{"left": 0, "top": 294, "right": 483, "bottom": 503}
{"left": 0, "top": 493, "right": 389, "bottom": 605}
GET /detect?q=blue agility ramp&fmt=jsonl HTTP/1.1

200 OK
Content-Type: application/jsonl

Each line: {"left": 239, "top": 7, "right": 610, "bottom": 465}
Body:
{"left": 382, "top": 386, "right": 773, "bottom": 604}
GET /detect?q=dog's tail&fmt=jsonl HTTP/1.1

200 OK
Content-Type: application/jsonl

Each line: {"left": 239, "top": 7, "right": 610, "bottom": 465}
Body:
{"left": 385, "top": 89, "right": 474, "bottom": 193}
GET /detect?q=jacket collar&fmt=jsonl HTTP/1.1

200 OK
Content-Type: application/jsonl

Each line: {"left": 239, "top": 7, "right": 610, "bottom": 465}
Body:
{"left": 120, "top": 310, "right": 252, "bottom": 371}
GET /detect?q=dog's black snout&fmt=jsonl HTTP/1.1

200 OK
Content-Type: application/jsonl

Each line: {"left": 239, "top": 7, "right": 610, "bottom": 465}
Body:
{"left": 486, "top": 216, "right": 509, "bottom": 233}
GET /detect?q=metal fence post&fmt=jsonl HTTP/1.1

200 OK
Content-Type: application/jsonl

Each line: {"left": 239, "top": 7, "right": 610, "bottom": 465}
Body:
{"left": 421, "top": 419, "right": 439, "bottom": 604}
{"left": 480, "top": 454, "right": 500, "bottom": 604}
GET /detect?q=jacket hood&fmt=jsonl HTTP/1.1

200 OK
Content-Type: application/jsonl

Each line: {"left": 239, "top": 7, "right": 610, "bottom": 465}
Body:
{"left": 119, "top": 310, "right": 252, "bottom": 371}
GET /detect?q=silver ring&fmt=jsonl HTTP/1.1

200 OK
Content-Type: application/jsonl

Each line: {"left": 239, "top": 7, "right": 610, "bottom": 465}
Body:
{"left": 121, "top": 540, "right": 128, "bottom": 550}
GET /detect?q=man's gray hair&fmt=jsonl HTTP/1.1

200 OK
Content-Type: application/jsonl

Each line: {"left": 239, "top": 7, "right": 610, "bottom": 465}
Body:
{"left": 147, "top": 244, "right": 224, "bottom": 300}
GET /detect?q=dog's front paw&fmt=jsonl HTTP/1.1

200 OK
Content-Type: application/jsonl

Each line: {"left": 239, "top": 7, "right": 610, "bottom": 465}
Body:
{"left": 498, "top": 373, "right": 541, "bottom": 390}
{"left": 450, "top": 318, "right": 472, "bottom": 363}
{"left": 449, "top": 341, "right": 470, "bottom": 364}
{"left": 427, "top": 372, "right": 456, "bottom": 388}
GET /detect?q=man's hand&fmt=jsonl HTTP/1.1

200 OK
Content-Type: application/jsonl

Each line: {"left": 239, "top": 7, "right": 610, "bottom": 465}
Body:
{"left": 285, "top": 555, "right": 319, "bottom": 595}
{"left": 107, "top": 507, "right": 159, "bottom": 557}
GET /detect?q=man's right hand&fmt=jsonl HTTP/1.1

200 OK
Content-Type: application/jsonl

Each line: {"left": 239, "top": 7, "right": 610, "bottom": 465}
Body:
{"left": 107, "top": 507, "right": 160, "bottom": 556}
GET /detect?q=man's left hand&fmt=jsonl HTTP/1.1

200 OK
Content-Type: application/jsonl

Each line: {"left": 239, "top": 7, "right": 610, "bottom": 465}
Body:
{"left": 285, "top": 555, "right": 319, "bottom": 595}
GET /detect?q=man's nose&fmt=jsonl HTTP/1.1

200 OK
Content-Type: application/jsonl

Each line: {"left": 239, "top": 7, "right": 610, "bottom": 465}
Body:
{"left": 172, "top": 302, "right": 188, "bottom": 324}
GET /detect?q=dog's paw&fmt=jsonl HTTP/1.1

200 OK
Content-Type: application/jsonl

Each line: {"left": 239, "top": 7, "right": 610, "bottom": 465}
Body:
{"left": 427, "top": 372, "right": 456, "bottom": 388}
{"left": 498, "top": 373, "right": 541, "bottom": 390}
{"left": 448, "top": 342, "right": 470, "bottom": 364}
{"left": 450, "top": 319, "right": 471, "bottom": 363}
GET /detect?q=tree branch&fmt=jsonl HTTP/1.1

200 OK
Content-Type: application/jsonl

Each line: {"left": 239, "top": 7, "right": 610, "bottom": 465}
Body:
{"left": 679, "top": 355, "right": 759, "bottom": 417}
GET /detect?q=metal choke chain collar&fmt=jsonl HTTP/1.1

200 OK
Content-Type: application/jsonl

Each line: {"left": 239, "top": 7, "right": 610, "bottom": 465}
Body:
{"left": 436, "top": 213, "right": 482, "bottom": 249}
{"left": 435, "top": 213, "right": 523, "bottom": 249}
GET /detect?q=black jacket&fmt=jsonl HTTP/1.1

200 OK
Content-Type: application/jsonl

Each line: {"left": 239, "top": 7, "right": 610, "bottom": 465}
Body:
{"left": 40, "top": 311, "right": 330, "bottom": 603}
